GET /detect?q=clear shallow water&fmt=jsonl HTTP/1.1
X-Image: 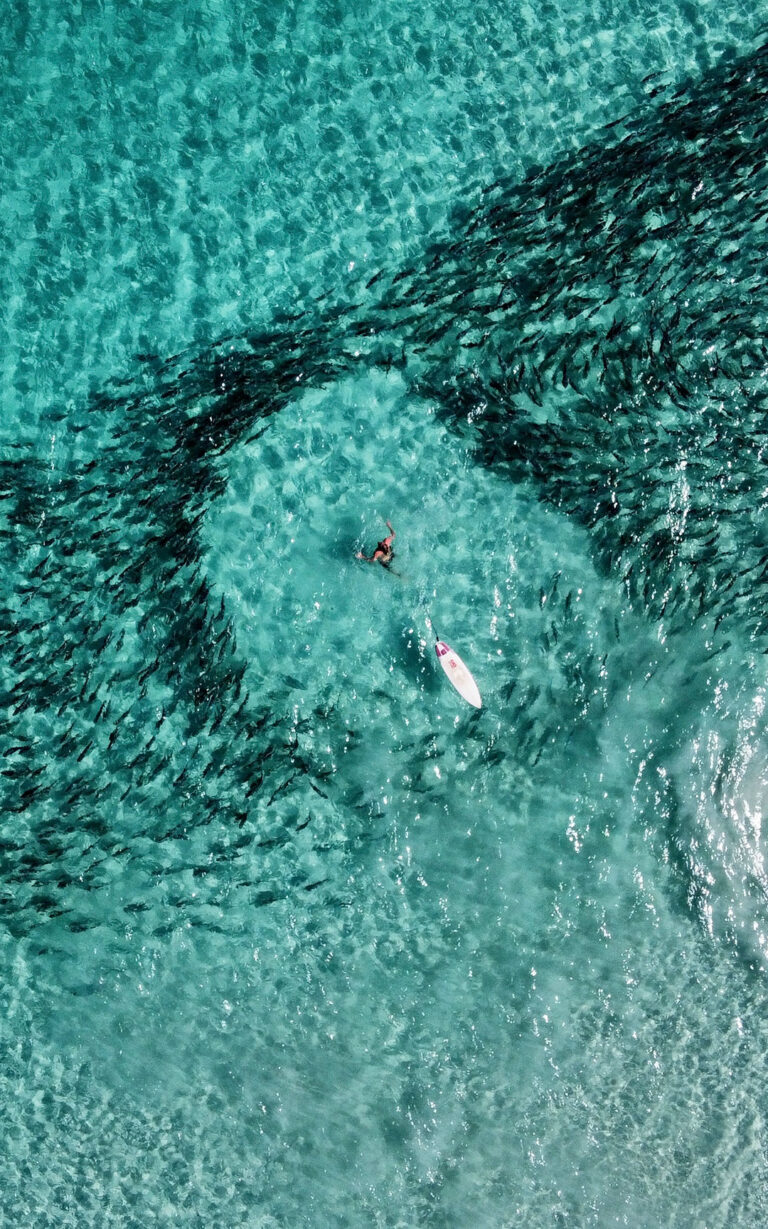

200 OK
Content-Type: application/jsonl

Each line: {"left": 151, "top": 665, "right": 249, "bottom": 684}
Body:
{"left": 3, "top": 0, "right": 768, "bottom": 1226}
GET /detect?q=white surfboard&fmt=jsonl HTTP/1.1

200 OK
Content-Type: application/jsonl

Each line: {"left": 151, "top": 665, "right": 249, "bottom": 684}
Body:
{"left": 435, "top": 639, "right": 482, "bottom": 709}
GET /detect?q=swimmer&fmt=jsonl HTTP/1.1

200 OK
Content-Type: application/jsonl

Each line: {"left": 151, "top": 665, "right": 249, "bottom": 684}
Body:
{"left": 357, "top": 519, "right": 396, "bottom": 567}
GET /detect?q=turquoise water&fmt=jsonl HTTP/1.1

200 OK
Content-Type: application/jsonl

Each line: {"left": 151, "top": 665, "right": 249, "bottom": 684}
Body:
{"left": 3, "top": 0, "right": 768, "bottom": 1224}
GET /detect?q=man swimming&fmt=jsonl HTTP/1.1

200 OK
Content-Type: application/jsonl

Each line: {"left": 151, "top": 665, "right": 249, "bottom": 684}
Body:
{"left": 357, "top": 519, "right": 396, "bottom": 567}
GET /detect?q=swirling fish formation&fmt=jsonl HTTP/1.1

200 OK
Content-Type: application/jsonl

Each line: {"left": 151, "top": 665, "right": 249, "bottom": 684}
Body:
{"left": 2, "top": 37, "right": 768, "bottom": 939}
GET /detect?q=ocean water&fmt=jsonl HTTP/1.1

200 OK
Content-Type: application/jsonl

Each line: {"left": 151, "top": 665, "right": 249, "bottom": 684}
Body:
{"left": 3, "top": 0, "right": 768, "bottom": 1225}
